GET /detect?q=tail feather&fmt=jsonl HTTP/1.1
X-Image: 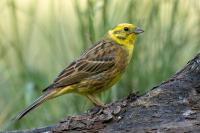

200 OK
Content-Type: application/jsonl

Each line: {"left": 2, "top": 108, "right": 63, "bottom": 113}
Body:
{"left": 15, "top": 92, "right": 54, "bottom": 120}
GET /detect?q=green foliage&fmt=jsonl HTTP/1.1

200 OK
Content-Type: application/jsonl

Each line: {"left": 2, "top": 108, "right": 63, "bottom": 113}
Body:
{"left": 0, "top": 0, "right": 199, "bottom": 130}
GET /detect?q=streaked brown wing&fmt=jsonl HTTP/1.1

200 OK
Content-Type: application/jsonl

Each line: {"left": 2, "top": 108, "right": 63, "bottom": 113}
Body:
{"left": 43, "top": 41, "right": 116, "bottom": 92}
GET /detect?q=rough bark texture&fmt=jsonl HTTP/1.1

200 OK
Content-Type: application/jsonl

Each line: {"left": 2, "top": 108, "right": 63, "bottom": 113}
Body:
{"left": 8, "top": 53, "right": 200, "bottom": 133}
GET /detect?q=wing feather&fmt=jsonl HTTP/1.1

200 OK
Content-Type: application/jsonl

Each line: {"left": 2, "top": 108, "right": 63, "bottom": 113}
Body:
{"left": 43, "top": 41, "right": 116, "bottom": 92}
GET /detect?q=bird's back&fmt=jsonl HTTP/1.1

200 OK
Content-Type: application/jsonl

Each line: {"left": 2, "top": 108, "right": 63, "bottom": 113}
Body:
{"left": 73, "top": 39, "right": 132, "bottom": 94}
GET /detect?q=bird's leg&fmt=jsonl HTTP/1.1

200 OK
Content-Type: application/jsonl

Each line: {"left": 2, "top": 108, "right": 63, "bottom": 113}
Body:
{"left": 86, "top": 94, "right": 105, "bottom": 107}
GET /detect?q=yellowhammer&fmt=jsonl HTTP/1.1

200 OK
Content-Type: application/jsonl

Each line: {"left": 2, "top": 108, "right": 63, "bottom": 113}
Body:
{"left": 15, "top": 23, "right": 143, "bottom": 120}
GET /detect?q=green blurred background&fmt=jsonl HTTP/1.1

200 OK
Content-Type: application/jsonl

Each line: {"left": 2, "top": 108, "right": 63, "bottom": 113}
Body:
{"left": 0, "top": 0, "right": 199, "bottom": 131}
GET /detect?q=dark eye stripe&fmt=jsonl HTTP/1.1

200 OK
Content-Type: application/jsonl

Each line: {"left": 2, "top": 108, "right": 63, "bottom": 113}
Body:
{"left": 117, "top": 36, "right": 126, "bottom": 40}
{"left": 113, "top": 30, "right": 121, "bottom": 34}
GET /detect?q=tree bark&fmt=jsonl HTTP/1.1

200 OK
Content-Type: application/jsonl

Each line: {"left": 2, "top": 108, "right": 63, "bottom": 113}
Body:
{"left": 9, "top": 53, "right": 200, "bottom": 133}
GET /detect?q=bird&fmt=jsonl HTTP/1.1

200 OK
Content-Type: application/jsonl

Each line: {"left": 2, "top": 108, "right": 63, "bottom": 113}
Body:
{"left": 15, "top": 23, "right": 144, "bottom": 120}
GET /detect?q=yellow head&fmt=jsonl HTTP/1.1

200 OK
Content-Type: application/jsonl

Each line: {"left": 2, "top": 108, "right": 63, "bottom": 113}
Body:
{"left": 108, "top": 23, "right": 144, "bottom": 46}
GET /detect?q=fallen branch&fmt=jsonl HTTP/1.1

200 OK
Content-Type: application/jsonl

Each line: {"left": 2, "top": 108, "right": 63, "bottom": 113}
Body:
{"left": 8, "top": 53, "right": 200, "bottom": 133}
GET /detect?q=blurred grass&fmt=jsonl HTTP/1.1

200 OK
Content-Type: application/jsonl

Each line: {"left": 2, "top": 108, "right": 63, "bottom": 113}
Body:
{"left": 0, "top": 0, "right": 199, "bottom": 131}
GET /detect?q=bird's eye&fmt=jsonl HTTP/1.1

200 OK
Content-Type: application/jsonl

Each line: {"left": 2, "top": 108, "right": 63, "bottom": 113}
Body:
{"left": 124, "top": 27, "right": 129, "bottom": 31}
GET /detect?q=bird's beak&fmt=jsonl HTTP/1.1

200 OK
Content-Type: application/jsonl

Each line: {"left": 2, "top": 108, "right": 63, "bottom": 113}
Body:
{"left": 133, "top": 27, "right": 144, "bottom": 34}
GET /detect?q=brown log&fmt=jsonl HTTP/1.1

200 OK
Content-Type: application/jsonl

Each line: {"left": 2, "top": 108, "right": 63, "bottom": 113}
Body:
{"left": 8, "top": 53, "right": 200, "bottom": 133}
